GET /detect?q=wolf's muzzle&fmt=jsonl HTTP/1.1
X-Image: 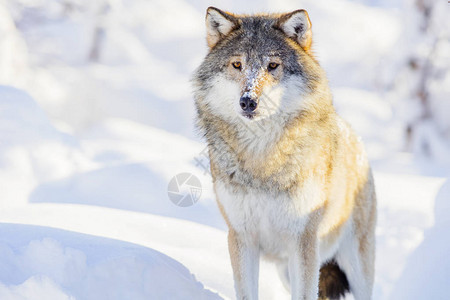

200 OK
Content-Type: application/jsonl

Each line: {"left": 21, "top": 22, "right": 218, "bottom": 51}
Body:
{"left": 239, "top": 96, "right": 258, "bottom": 112}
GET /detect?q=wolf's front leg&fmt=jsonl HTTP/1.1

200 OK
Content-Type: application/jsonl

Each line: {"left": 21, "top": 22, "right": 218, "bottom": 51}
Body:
{"left": 288, "top": 228, "right": 320, "bottom": 300}
{"left": 228, "top": 229, "right": 260, "bottom": 300}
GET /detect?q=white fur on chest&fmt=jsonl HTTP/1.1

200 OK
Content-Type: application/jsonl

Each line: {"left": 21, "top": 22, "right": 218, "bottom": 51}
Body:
{"left": 215, "top": 179, "right": 324, "bottom": 258}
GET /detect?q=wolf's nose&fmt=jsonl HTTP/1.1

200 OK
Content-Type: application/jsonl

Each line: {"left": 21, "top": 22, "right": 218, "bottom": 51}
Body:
{"left": 240, "top": 96, "right": 258, "bottom": 112}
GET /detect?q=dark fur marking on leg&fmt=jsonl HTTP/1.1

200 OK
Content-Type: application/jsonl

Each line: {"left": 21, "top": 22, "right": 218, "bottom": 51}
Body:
{"left": 318, "top": 259, "right": 350, "bottom": 300}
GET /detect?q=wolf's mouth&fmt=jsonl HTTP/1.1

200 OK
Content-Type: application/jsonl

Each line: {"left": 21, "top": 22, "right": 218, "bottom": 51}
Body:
{"left": 242, "top": 112, "right": 257, "bottom": 120}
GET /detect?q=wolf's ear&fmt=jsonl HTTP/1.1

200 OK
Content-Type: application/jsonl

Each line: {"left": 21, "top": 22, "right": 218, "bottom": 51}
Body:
{"left": 206, "top": 7, "right": 238, "bottom": 49}
{"left": 276, "top": 10, "right": 312, "bottom": 51}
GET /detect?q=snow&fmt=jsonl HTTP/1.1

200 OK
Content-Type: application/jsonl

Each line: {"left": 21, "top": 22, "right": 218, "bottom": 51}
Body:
{"left": 388, "top": 179, "right": 450, "bottom": 300}
{"left": 0, "top": 0, "right": 449, "bottom": 299}
{"left": 0, "top": 223, "right": 220, "bottom": 300}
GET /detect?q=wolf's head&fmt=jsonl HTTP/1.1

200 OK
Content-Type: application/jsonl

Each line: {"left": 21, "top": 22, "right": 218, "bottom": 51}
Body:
{"left": 193, "top": 7, "right": 329, "bottom": 125}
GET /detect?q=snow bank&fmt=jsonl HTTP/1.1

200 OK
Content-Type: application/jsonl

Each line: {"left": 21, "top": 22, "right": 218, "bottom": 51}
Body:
{"left": 0, "top": 203, "right": 292, "bottom": 300}
{"left": 388, "top": 179, "right": 450, "bottom": 300}
{"left": 0, "top": 86, "right": 92, "bottom": 207}
{"left": 0, "top": 223, "right": 220, "bottom": 300}
{"left": 0, "top": 85, "right": 223, "bottom": 229}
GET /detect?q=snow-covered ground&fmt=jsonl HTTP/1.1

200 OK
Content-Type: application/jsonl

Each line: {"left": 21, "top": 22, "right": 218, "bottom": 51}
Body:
{"left": 0, "top": 0, "right": 449, "bottom": 299}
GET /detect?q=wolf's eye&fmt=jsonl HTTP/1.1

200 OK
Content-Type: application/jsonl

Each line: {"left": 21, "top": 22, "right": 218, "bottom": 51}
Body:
{"left": 232, "top": 61, "right": 242, "bottom": 70}
{"left": 268, "top": 62, "right": 279, "bottom": 71}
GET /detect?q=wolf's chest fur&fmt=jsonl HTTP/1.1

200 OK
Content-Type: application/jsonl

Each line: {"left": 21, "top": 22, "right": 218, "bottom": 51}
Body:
{"left": 215, "top": 176, "right": 329, "bottom": 257}
{"left": 208, "top": 113, "right": 358, "bottom": 262}
{"left": 208, "top": 112, "right": 333, "bottom": 191}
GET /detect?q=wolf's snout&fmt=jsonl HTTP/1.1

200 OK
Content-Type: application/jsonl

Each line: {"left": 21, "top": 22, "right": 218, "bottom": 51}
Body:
{"left": 239, "top": 96, "right": 258, "bottom": 112}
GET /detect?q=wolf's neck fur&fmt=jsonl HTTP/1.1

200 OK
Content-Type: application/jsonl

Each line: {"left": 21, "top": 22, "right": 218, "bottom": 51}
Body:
{"left": 203, "top": 89, "right": 336, "bottom": 192}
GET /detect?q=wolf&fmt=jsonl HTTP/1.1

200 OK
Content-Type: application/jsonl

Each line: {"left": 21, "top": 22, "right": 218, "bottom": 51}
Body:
{"left": 192, "top": 7, "right": 376, "bottom": 300}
